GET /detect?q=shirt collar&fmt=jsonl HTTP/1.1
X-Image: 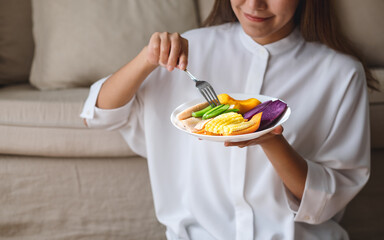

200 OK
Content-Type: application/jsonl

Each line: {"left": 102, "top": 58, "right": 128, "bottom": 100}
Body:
{"left": 237, "top": 23, "right": 303, "bottom": 56}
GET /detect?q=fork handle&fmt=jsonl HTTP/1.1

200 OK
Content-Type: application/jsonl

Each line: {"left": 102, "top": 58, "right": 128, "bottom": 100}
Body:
{"left": 184, "top": 69, "right": 198, "bottom": 82}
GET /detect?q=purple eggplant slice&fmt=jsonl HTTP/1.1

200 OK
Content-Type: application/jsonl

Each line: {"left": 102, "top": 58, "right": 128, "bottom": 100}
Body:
{"left": 243, "top": 100, "right": 272, "bottom": 120}
{"left": 258, "top": 100, "right": 287, "bottom": 131}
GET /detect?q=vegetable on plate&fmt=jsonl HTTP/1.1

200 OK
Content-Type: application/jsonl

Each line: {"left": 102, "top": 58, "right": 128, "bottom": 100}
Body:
{"left": 178, "top": 94, "right": 287, "bottom": 136}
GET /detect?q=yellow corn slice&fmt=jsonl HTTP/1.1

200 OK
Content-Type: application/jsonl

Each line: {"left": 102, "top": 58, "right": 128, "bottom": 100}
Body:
{"left": 223, "top": 116, "right": 260, "bottom": 134}
{"left": 223, "top": 121, "right": 255, "bottom": 134}
{"left": 204, "top": 112, "right": 245, "bottom": 134}
{"left": 212, "top": 116, "right": 243, "bottom": 133}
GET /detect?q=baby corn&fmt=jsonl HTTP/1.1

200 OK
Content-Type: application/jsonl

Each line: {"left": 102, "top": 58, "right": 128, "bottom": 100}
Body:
{"left": 223, "top": 121, "right": 254, "bottom": 134}
{"left": 204, "top": 112, "right": 245, "bottom": 134}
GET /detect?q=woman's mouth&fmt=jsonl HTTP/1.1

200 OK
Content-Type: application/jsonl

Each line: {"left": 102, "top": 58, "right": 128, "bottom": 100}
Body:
{"left": 244, "top": 13, "right": 272, "bottom": 22}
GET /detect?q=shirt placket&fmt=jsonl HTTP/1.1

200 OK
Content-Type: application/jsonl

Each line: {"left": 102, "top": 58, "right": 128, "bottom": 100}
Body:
{"left": 230, "top": 45, "right": 269, "bottom": 240}
{"left": 230, "top": 147, "right": 253, "bottom": 240}
{"left": 244, "top": 48, "right": 269, "bottom": 94}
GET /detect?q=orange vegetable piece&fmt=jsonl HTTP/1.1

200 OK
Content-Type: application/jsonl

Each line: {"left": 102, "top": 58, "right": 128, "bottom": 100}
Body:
{"left": 223, "top": 112, "right": 262, "bottom": 136}
{"left": 218, "top": 94, "right": 261, "bottom": 114}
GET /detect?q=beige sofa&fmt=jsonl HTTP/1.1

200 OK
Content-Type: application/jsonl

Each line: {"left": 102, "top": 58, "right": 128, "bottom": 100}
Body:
{"left": 0, "top": 0, "right": 383, "bottom": 239}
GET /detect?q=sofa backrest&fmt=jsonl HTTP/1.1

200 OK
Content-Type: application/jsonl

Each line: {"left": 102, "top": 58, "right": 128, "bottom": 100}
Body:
{"left": 29, "top": 0, "right": 202, "bottom": 90}
{"left": 1, "top": 0, "right": 383, "bottom": 89}
{"left": 0, "top": 0, "right": 34, "bottom": 86}
{"left": 0, "top": 0, "right": 202, "bottom": 89}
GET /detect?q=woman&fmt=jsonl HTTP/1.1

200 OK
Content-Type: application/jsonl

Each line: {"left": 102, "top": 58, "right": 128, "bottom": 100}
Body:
{"left": 81, "top": 0, "right": 376, "bottom": 239}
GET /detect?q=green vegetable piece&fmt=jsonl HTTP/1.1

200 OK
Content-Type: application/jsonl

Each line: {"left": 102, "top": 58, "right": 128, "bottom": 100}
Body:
{"left": 223, "top": 108, "right": 239, "bottom": 114}
{"left": 202, "top": 104, "right": 230, "bottom": 120}
{"left": 192, "top": 105, "right": 213, "bottom": 118}
{"left": 202, "top": 104, "right": 223, "bottom": 116}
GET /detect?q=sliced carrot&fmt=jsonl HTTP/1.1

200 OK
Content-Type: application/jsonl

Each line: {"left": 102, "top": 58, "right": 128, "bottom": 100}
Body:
{"left": 223, "top": 112, "right": 262, "bottom": 136}
{"left": 193, "top": 129, "right": 205, "bottom": 134}
{"left": 194, "top": 129, "right": 220, "bottom": 136}
{"left": 201, "top": 131, "right": 220, "bottom": 136}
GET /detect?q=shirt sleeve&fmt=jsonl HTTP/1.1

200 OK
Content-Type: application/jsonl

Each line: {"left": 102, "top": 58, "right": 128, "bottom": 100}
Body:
{"left": 286, "top": 62, "right": 371, "bottom": 224}
{"left": 80, "top": 76, "right": 147, "bottom": 157}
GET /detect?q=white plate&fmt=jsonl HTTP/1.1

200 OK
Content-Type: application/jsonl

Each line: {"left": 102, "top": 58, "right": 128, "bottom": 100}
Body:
{"left": 170, "top": 93, "right": 291, "bottom": 142}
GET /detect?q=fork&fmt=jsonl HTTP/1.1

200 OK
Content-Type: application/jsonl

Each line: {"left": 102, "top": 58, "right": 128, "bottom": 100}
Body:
{"left": 183, "top": 69, "right": 221, "bottom": 107}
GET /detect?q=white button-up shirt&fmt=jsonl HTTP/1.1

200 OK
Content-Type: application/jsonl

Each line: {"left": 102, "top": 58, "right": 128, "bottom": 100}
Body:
{"left": 81, "top": 23, "right": 370, "bottom": 240}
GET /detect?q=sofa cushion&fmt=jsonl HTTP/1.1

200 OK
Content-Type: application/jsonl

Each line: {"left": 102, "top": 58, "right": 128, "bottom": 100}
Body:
{"left": 0, "top": 84, "right": 87, "bottom": 128}
{"left": 0, "top": 125, "right": 134, "bottom": 157}
{"left": 368, "top": 69, "right": 384, "bottom": 149}
{"left": 30, "top": 0, "right": 199, "bottom": 90}
{"left": 370, "top": 104, "right": 384, "bottom": 149}
{"left": 0, "top": 0, "right": 34, "bottom": 85}
{"left": 0, "top": 84, "right": 134, "bottom": 157}
{"left": 340, "top": 149, "right": 384, "bottom": 238}
{"left": 0, "top": 155, "right": 165, "bottom": 239}
{"left": 197, "top": 0, "right": 214, "bottom": 24}
{"left": 367, "top": 69, "right": 384, "bottom": 149}
{"left": 368, "top": 69, "right": 384, "bottom": 103}
{"left": 334, "top": 0, "right": 384, "bottom": 67}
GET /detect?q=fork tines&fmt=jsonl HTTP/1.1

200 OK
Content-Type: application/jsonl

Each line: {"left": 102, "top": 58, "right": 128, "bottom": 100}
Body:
{"left": 184, "top": 69, "right": 221, "bottom": 107}
{"left": 198, "top": 83, "right": 221, "bottom": 107}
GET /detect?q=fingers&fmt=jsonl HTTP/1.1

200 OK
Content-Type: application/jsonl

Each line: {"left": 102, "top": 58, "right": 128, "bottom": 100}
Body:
{"left": 159, "top": 33, "right": 171, "bottom": 67}
{"left": 224, "top": 140, "right": 250, "bottom": 148}
{"left": 147, "top": 32, "right": 188, "bottom": 71}
{"left": 178, "top": 37, "right": 188, "bottom": 70}
{"left": 224, "top": 125, "right": 284, "bottom": 148}
{"left": 147, "top": 33, "right": 161, "bottom": 66}
{"left": 271, "top": 125, "right": 284, "bottom": 135}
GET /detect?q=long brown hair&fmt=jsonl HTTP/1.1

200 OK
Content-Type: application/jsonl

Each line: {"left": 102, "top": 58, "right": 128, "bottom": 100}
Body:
{"left": 202, "top": 0, "right": 380, "bottom": 91}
